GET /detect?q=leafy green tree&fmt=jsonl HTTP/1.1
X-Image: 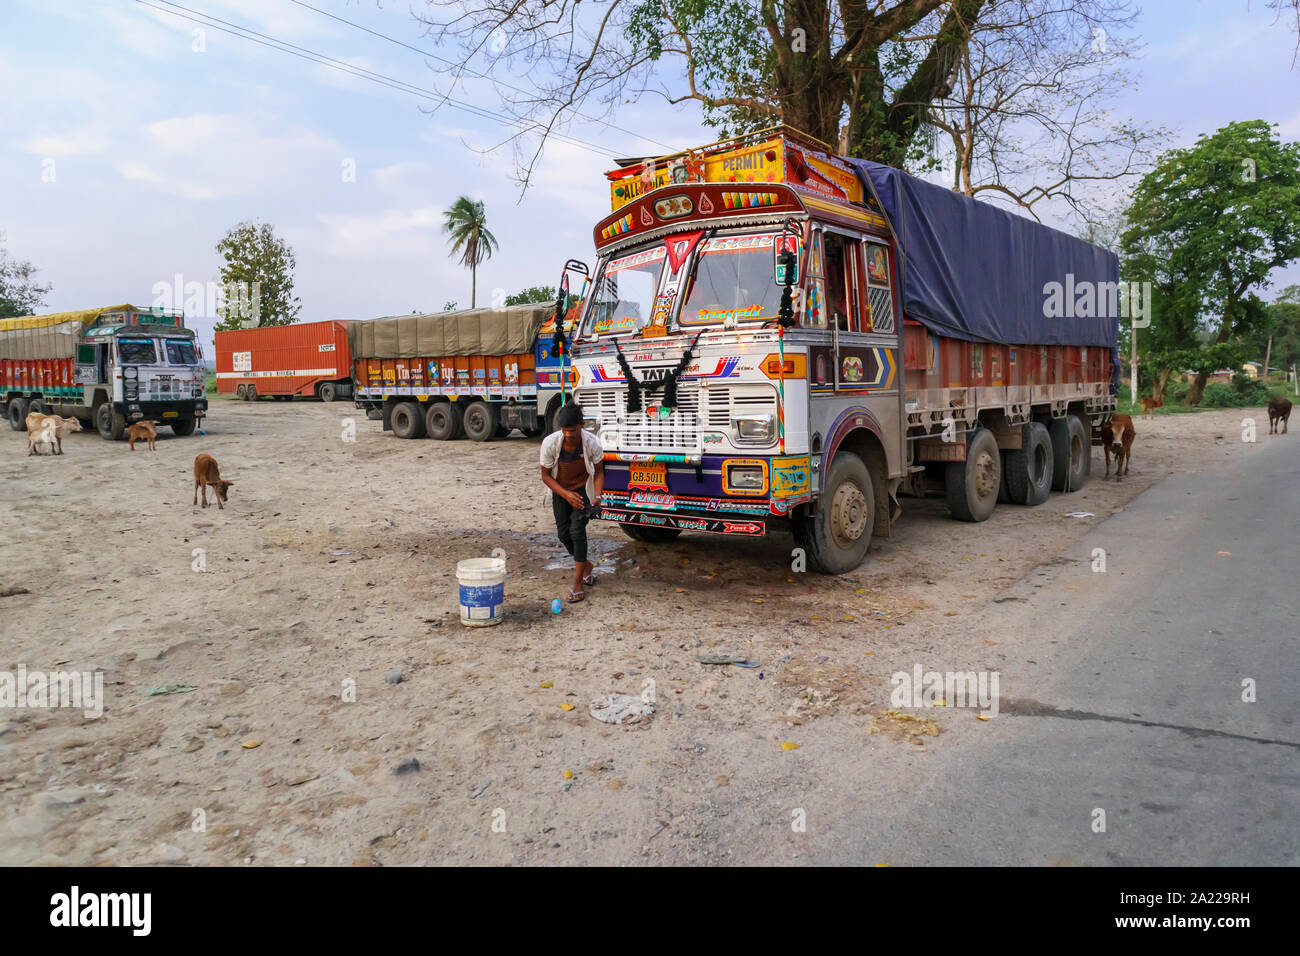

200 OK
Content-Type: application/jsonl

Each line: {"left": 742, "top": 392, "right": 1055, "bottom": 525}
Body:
{"left": 1121, "top": 120, "right": 1300, "bottom": 404}
{"left": 441, "top": 299, "right": 459, "bottom": 312}
{"left": 504, "top": 286, "right": 556, "bottom": 306}
{"left": 0, "top": 232, "right": 52, "bottom": 318}
{"left": 214, "top": 221, "right": 301, "bottom": 331}
{"left": 443, "top": 197, "right": 497, "bottom": 309}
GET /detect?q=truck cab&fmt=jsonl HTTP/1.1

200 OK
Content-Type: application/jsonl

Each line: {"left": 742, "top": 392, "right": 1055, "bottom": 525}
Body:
{"left": 1, "top": 305, "right": 207, "bottom": 439}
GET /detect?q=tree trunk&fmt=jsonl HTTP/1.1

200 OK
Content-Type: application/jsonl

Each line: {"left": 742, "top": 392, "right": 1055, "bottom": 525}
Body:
{"left": 471, "top": 262, "right": 477, "bottom": 310}
{"left": 1263, "top": 335, "right": 1273, "bottom": 383}
{"left": 1186, "top": 370, "right": 1209, "bottom": 406}
{"left": 1154, "top": 367, "right": 1172, "bottom": 403}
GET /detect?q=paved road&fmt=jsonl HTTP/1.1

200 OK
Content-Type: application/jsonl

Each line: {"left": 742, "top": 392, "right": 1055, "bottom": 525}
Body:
{"left": 820, "top": 430, "right": 1300, "bottom": 865}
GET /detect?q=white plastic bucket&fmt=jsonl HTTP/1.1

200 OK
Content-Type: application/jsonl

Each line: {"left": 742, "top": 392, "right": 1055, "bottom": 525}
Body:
{"left": 457, "top": 558, "right": 506, "bottom": 627}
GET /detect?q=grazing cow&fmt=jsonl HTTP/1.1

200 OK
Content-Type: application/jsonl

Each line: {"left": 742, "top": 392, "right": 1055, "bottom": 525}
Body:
{"left": 127, "top": 420, "right": 158, "bottom": 451}
{"left": 1139, "top": 396, "right": 1163, "bottom": 418}
{"left": 25, "top": 413, "right": 83, "bottom": 456}
{"left": 1268, "top": 397, "right": 1292, "bottom": 434}
{"left": 193, "top": 453, "right": 234, "bottom": 509}
{"left": 1101, "top": 414, "right": 1135, "bottom": 478}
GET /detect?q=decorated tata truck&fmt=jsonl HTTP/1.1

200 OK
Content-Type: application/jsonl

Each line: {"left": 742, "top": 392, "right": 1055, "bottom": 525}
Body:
{"left": 350, "top": 302, "right": 580, "bottom": 440}
{"left": 1, "top": 305, "right": 208, "bottom": 439}
{"left": 568, "top": 127, "right": 1119, "bottom": 573}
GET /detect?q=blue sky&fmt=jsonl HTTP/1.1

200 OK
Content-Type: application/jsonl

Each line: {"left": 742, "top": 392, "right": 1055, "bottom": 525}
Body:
{"left": 2, "top": 0, "right": 1298, "bottom": 350}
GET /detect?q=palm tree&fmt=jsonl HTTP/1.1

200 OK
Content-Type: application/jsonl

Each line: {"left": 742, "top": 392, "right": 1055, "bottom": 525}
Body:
{"left": 442, "top": 197, "right": 498, "bottom": 309}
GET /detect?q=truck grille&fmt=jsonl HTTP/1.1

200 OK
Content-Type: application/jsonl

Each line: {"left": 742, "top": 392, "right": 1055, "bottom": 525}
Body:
{"left": 579, "top": 382, "right": 777, "bottom": 451}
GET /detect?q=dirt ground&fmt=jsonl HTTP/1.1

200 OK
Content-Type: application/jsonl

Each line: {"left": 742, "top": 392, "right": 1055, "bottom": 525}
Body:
{"left": 0, "top": 398, "right": 1273, "bottom": 865}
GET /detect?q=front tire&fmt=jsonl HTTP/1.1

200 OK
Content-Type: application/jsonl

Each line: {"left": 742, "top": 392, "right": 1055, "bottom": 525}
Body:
{"left": 318, "top": 382, "right": 337, "bottom": 402}
{"left": 171, "top": 418, "right": 197, "bottom": 436}
{"left": 794, "top": 450, "right": 876, "bottom": 573}
{"left": 95, "top": 403, "right": 125, "bottom": 441}
{"left": 7, "top": 398, "right": 30, "bottom": 431}
{"left": 946, "top": 427, "right": 1000, "bottom": 522}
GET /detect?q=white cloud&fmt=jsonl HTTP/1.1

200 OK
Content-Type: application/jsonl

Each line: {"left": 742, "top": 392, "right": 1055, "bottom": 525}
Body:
{"left": 315, "top": 207, "right": 442, "bottom": 257}
{"left": 23, "top": 128, "right": 109, "bottom": 157}
{"left": 112, "top": 112, "right": 344, "bottom": 199}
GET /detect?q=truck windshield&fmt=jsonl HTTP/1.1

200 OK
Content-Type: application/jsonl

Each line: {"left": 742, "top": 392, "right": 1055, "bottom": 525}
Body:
{"left": 166, "top": 339, "right": 198, "bottom": 365}
{"left": 583, "top": 246, "right": 666, "bottom": 337}
{"left": 679, "top": 233, "right": 783, "bottom": 327}
{"left": 118, "top": 338, "right": 157, "bottom": 364}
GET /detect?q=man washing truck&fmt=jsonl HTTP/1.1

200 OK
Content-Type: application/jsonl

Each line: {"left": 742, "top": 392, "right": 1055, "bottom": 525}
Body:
{"left": 539, "top": 403, "right": 605, "bottom": 602}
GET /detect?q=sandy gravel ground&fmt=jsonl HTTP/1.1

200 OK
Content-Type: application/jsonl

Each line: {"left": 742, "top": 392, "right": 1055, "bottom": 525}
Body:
{"left": 0, "top": 399, "right": 1276, "bottom": 865}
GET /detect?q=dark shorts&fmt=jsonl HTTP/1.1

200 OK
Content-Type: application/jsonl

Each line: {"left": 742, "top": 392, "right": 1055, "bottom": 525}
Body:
{"left": 552, "top": 488, "right": 591, "bottom": 564}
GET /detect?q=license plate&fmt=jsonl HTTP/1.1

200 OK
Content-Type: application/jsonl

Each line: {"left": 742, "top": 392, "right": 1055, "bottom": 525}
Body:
{"left": 163, "top": 411, "right": 179, "bottom": 418}
{"left": 628, "top": 462, "right": 667, "bottom": 490}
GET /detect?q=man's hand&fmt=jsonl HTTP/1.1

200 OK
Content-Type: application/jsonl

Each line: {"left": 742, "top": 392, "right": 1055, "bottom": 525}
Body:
{"left": 564, "top": 490, "right": 585, "bottom": 509}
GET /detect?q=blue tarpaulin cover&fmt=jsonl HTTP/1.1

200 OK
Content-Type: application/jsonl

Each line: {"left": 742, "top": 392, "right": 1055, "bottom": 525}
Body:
{"left": 846, "top": 159, "right": 1119, "bottom": 350}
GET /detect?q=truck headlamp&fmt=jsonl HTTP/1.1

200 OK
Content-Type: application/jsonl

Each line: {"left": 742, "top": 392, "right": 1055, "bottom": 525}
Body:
{"left": 733, "top": 414, "right": 774, "bottom": 443}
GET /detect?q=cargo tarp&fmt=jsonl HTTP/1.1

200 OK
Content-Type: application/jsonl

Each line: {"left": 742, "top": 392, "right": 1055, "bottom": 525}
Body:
{"left": 846, "top": 160, "right": 1119, "bottom": 349}
{"left": 0, "top": 304, "right": 137, "bottom": 361}
{"left": 347, "top": 305, "right": 550, "bottom": 360}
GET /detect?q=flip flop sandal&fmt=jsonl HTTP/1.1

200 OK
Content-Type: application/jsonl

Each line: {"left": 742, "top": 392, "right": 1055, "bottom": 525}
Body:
{"left": 582, "top": 573, "right": 598, "bottom": 586}
{"left": 568, "top": 589, "right": 586, "bottom": 603}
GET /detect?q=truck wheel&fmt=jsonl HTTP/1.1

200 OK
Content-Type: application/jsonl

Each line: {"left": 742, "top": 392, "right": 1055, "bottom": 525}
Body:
{"left": 1004, "top": 421, "right": 1053, "bottom": 506}
{"left": 793, "top": 450, "right": 875, "bottom": 573}
{"left": 171, "top": 418, "right": 197, "bottom": 436}
{"left": 621, "top": 524, "right": 683, "bottom": 543}
{"left": 319, "top": 382, "right": 337, "bottom": 402}
{"left": 463, "top": 401, "right": 497, "bottom": 442}
{"left": 8, "top": 398, "right": 30, "bottom": 431}
{"left": 245, "top": 385, "right": 258, "bottom": 401}
{"left": 1050, "top": 415, "right": 1089, "bottom": 492}
{"left": 27, "top": 399, "right": 46, "bottom": 416}
{"left": 425, "top": 402, "right": 462, "bottom": 440}
{"left": 946, "top": 427, "right": 1000, "bottom": 522}
{"left": 236, "top": 385, "right": 247, "bottom": 400}
{"left": 543, "top": 395, "right": 562, "bottom": 436}
{"left": 95, "top": 403, "right": 125, "bottom": 441}
{"left": 391, "top": 401, "right": 426, "bottom": 439}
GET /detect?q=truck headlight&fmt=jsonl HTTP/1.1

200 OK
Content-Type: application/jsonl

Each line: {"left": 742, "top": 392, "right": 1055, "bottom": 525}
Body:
{"left": 725, "top": 461, "right": 767, "bottom": 493}
{"left": 733, "top": 414, "right": 774, "bottom": 442}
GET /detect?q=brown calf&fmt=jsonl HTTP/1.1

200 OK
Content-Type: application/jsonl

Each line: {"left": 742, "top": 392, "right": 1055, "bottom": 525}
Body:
{"left": 1101, "top": 414, "right": 1135, "bottom": 478}
{"left": 1268, "top": 397, "right": 1292, "bottom": 434}
{"left": 25, "top": 413, "right": 83, "bottom": 455}
{"left": 127, "top": 420, "right": 158, "bottom": 451}
{"left": 1139, "top": 396, "right": 1163, "bottom": 418}
{"left": 193, "top": 453, "right": 235, "bottom": 509}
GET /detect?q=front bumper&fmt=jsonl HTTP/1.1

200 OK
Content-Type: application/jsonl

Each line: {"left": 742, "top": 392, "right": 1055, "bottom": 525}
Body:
{"left": 126, "top": 399, "right": 208, "bottom": 420}
{"left": 594, "top": 452, "right": 813, "bottom": 536}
